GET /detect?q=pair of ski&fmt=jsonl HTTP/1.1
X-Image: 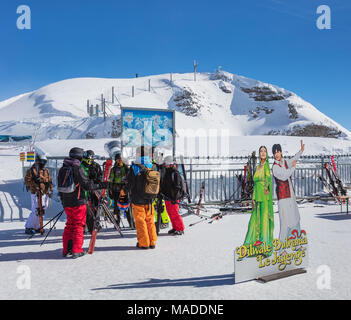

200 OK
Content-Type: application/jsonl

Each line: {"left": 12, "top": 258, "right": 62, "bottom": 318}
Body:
{"left": 320, "top": 156, "right": 347, "bottom": 204}
{"left": 88, "top": 159, "right": 123, "bottom": 255}
{"left": 178, "top": 180, "right": 209, "bottom": 226}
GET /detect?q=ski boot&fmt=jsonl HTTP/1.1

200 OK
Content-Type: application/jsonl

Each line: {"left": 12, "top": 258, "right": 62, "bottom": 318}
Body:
{"left": 160, "top": 222, "right": 169, "bottom": 229}
{"left": 63, "top": 240, "right": 73, "bottom": 257}
{"left": 25, "top": 228, "right": 35, "bottom": 235}
{"left": 72, "top": 251, "right": 86, "bottom": 259}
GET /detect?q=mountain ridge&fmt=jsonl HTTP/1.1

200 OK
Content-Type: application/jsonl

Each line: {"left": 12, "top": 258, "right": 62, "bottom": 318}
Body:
{"left": 0, "top": 69, "right": 349, "bottom": 141}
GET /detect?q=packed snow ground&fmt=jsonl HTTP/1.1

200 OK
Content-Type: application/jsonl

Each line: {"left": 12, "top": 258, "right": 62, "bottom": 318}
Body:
{"left": 1, "top": 145, "right": 351, "bottom": 300}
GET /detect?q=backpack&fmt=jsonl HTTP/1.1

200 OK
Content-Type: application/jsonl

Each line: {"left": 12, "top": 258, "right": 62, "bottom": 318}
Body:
{"left": 57, "top": 165, "right": 76, "bottom": 193}
{"left": 135, "top": 163, "right": 160, "bottom": 200}
{"left": 162, "top": 167, "right": 186, "bottom": 202}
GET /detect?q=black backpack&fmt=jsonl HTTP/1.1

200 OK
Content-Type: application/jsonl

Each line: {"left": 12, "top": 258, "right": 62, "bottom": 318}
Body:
{"left": 57, "top": 165, "right": 76, "bottom": 193}
{"left": 161, "top": 167, "right": 186, "bottom": 202}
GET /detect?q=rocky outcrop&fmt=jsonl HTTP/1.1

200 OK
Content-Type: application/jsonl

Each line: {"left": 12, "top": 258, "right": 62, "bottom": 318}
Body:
{"left": 266, "top": 124, "right": 343, "bottom": 138}
{"left": 111, "top": 118, "right": 122, "bottom": 138}
{"left": 218, "top": 81, "right": 232, "bottom": 93}
{"left": 249, "top": 106, "right": 274, "bottom": 119}
{"left": 288, "top": 103, "right": 299, "bottom": 120}
{"left": 241, "top": 86, "right": 291, "bottom": 102}
{"left": 173, "top": 89, "right": 204, "bottom": 117}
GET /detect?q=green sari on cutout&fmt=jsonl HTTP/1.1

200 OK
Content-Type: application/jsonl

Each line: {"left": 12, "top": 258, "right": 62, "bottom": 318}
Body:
{"left": 243, "top": 158, "right": 274, "bottom": 256}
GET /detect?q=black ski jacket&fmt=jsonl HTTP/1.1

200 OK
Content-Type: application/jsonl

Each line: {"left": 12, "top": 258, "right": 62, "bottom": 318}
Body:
{"left": 59, "top": 158, "right": 101, "bottom": 208}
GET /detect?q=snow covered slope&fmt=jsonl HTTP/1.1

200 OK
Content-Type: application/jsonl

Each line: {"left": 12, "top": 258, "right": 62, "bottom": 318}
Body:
{"left": 0, "top": 70, "right": 350, "bottom": 143}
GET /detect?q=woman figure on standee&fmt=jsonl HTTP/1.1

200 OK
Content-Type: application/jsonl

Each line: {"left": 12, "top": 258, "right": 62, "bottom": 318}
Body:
{"left": 242, "top": 146, "right": 274, "bottom": 256}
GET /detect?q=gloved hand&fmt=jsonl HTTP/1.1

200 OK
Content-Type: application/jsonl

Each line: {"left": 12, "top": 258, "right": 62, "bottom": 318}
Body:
{"left": 99, "top": 181, "right": 109, "bottom": 189}
{"left": 34, "top": 176, "right": 41, "bottom": 185}
{"left": 48, "top": 192, "right": 53, "bottom": 198}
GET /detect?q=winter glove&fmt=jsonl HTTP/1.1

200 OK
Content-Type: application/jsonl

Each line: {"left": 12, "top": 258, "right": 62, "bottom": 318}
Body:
{"left": 44, "top": 182, "right": 52, "bottom": 188}
{"left": 34, "top": 176, "right": 42, "bottom": 185}
{"left": 99, "top": 181, "right": 109, "bottom": 189}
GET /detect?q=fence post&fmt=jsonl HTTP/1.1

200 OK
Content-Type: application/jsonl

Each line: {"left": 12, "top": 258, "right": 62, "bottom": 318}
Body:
{"left": 101, "top": 94, "right": 104, "bottom": 117}
{"left": 189, "top": 158, "right": 193, "bottom": 202}
{"left": 103, "top": 98, "right": 106, "bottom": 121}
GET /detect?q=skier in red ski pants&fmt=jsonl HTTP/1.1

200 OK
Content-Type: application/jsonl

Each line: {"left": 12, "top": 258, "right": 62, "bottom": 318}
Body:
{"left": 165, "top": 200, "right": 184, "bottom": 235}
{"left": 62, "top": 205, "right": 87, "bottom": 255}
{"left": 58, "top": 148, "right": 106, "bottom": 259}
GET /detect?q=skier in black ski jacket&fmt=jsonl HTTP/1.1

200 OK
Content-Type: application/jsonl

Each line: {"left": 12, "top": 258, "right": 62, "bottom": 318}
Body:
{"left": 59, "top": 147, "right": 108, "bottom": 259}
{"left": 81, "top": 150, "right": 103, "bottom": 233}
{"left": 160, "top": 156, "right": 185, "bottom": 235}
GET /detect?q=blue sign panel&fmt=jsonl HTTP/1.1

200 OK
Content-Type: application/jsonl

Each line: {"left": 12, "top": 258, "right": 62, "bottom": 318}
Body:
{"left": 121, "top": 108, "right": 175, "bottom": 151}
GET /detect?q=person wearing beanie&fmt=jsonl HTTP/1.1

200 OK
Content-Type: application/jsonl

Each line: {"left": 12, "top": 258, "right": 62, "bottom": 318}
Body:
{"left": 125, "top": 150, "right": 158, "bottom": 249}
{"left": 160, "top": 156, "right": 185, "bottom": 236}
{"left": 271, "top": 140, "right": 305, "bottom": 255}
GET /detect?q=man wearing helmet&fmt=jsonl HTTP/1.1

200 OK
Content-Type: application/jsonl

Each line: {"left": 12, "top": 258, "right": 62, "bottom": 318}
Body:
{"left": 82, "top": 150, "right": 102, "bottom": 184}
{"left": 59, "top": 147, "right": 108, "bottom": 259}
{"left": 109, "top": 152, "right": 129, "bottom": 227}
{"left": 81, "top": 150, "right": 102, "bottom": 233}
{"left": 24, "top": 153, "right": 53, "bottom": 235}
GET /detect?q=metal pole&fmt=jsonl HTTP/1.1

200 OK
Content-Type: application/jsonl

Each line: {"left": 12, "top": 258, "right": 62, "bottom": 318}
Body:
{"left": 101, "top": 94, "right": 104, "bottom": 117}
{"left": 132, "top": 86, "right": 134, "bottom": 97}
{"left": 112, "top": 87, "right": 114, "bottom": 104}
{"left": 103, "top": 98, "right": 106, "bottom": 121}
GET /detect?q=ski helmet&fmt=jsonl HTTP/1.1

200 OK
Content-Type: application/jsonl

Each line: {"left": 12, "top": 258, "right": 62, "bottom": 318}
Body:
{"left": 69, "top": 147, "right": 84, "bottom": 161}
{"left": 35, "top": 154, "right": 47, "bottom": 168}
{"left": 114, "top": 152, "right": 122, "bottom": 161}
{"left": 84, "top": 150, "right": 94, "bottom": 159}
{"left": 83, "top": 150, "right": 95, "bottom": 165}
{"left": 163, "top": 155, "right": 174, "bottom": 166}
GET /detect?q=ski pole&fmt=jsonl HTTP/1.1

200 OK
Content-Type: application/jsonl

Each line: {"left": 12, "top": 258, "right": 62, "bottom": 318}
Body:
{"left": 208, "top": 213, "right": 224, "bottom": 224}
{"left": 189, "top": 217, "right": 208, "bottom": 227}
{"left": 40, "top": 210, "right": 64, "bottom": 246}
{"left": 27, "top": 209, "right": 64, "bottom": 240}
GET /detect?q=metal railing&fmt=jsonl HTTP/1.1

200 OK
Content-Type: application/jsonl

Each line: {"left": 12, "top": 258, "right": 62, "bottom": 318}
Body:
{"left": 22, "top": 156, "right": 351, "bottom": 204}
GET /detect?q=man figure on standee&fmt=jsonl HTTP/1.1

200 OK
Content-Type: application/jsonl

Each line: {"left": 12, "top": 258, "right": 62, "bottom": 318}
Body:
{"left": 58, "top": 147, "right": 108, "bottom": 259}
{"left": 24, "top": 154, "right": 53, "bottom": 235}
{"left": 272, "top": 140, "right": 305, "bottom": 254}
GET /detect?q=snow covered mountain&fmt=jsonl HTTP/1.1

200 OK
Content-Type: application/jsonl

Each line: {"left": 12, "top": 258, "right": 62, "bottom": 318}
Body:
{"left": 0, "top": 69, "right": 350, "bottom": 142}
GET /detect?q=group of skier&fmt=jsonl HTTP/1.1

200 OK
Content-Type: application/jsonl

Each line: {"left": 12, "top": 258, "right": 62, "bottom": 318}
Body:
{"left": 24, "top": 139, "right": 309, "bottom": 259}
{"left": 24, "top": 145, "right": 186, "bottom": 258}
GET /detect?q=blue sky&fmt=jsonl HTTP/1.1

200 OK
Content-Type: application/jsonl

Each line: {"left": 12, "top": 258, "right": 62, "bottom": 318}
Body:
{"left": 0, "top": 0, "right": 350, "bottom": 130}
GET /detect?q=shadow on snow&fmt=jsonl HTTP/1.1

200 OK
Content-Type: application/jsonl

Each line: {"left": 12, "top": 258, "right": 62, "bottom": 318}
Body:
{"left": 91, "top": 273, "right": 235, "bottom": 291}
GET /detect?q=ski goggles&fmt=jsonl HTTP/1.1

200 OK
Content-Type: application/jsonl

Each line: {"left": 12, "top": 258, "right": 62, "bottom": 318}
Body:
{"left": 83, "top": 158, "right": 93, "bottom": 165}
